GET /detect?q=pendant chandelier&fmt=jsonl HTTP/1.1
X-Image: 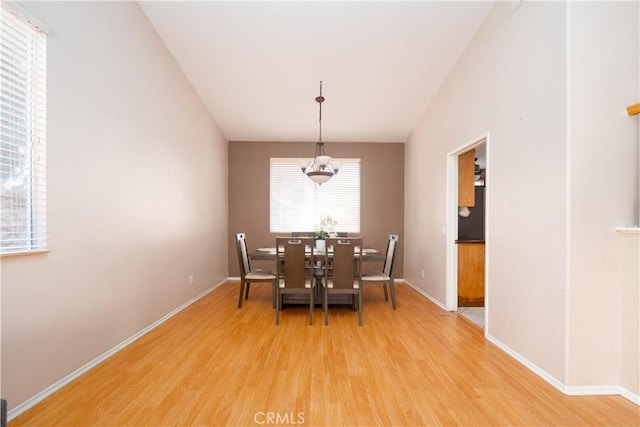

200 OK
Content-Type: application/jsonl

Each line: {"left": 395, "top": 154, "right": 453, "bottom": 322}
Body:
{"left": 301, "top": 81, "right": 340, "bottom": 185}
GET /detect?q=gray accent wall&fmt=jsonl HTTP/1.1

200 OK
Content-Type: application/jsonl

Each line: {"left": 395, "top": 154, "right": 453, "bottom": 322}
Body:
{"left": 228, "top": 141, "right": 404, "bottom": 278}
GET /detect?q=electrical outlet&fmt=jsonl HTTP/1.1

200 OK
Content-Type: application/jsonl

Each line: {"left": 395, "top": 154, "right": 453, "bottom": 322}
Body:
{"left": 189, "top": 274, "right": 195, "bottom": 285}
{"left": 421, "top": 270, "right": 425, "bottom": 278}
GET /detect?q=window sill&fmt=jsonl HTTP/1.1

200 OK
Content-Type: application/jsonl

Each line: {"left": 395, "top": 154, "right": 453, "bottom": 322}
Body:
{"left": 616, "top": 226, "right": 640, "bottom": 234}
{"left": 1, "top": 249, "right": 50, "bottom": 258}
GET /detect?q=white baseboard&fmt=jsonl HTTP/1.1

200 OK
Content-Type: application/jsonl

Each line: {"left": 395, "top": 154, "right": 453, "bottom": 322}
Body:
{"left": 9, "top": 277, "right": 638, "bottom": 419}
{"left": 8, "top": 278, "right": 228, "bottom": 421}
{"left": 401, "top": 281, "right": 639, "bottom": 407}
{"left": 485, "top": 333, "right": 567, "bottom": 392}
{"left": 402, "top": 279, "right": 448, "bottom": 311}
{"left": 564, "top": 385, "right": 639, "bottom": 405}
{"left": 486, "top": 333, "right": 640, "bottom": 406}
{"left": 564, "top": 385, "right": 623, "bottom": 396}
{"left": 618, "top": 387, "right": 640, "bottom": 405}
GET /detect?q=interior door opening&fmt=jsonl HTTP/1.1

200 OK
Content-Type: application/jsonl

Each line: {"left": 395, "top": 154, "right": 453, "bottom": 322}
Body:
{"left": 445, "top": 134, "right": 488, "bottom": 332}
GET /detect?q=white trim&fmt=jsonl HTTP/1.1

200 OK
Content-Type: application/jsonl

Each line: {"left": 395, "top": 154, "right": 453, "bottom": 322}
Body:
{"left": 565, "top": 385, "right": 624, "bottom": 396}
{"left": 445, "top": 154, "right": 459, "bottom": 311}
{"left": 10, "top": 277, "right": 638, "bottom": 419}
{"left": 0, "top": 249, "right": 50, "bottom": 258}
{"left": 2, "top": 1, "right": 50, "bottom": 33}
{"left": 406, "top": 280, "right": 640, "bottom": 404}
{"left": 483, "top": 139, "right": 490, "bottom": 333}
{"left": 616, "top": 226, "right": 640, "bottom": 234}
{"left": 403, "top": 279, "right": 448, "bottom": 311}
{"left": 564, "top": 0, "right": 573, "bottom": 389}
{"left": 487, "top": 332, "right": 640, "bottom": 406}
{"left": 445, "top": 133, "right": 489, "bottom": 313}
{"left": 618, "top": 388, "right": 640, "bottom": 405}
{"left": 565, "top": 386, "right": 639, "bottom": 405}
{"left": 7, "top": 278, "right": 228, "bottom": 421}
{"left": 405, "top": 283, "right": 640, "bottom": 404}
{"left": 486, "top": 332, "right": 567, "bottom": 392}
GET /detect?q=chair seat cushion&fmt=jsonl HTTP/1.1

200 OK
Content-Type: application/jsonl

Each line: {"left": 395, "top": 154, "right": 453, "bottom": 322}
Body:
{"left": 246, "top": 270, "right": 276, "bottom": 280}
{"left": 325, "top": 279, "right": 359, "bottom": 289}
{"left": 361, "top": 271, "right": 390, "bottom": 281}
{"left": 279, "top": 279, "right": 313, "bottom": 289}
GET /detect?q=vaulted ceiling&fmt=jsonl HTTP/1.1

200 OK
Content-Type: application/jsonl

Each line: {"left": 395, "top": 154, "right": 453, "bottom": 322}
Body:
{"left": 140, "top": 1, "right": 494, "bottom": 143}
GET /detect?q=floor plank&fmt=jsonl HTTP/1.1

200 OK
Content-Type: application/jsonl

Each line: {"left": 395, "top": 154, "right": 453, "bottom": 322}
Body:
{"left": 10, "top": 281, "right": 640, "bottom": 426}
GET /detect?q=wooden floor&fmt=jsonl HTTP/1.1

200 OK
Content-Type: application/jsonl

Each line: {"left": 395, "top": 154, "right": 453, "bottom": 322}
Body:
{"left": 11, "top": 282, "right": 639, "bottom": 426}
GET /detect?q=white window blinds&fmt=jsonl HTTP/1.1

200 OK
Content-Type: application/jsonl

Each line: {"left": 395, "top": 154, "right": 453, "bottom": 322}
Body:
{"left": 1, "top": 4, "right": 47, "bottom": 254}
{"left": 270, "top": 158, "right": 360, "bottom": 233}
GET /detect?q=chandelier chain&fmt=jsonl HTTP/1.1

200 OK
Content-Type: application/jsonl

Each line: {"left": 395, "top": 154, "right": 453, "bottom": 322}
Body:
{"left": 303, "top": 81, "right": 336, "bottom": 185}
{"left": 317, "top": 81, "right": 323, "bottom": 143}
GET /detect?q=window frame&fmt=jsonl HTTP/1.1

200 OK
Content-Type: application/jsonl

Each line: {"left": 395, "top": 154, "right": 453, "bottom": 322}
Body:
{"left": 1, "top": 3, "right": 48, "bottom": 255}
{"left": 270, "top": 157, "right": 361, "bottom": 234}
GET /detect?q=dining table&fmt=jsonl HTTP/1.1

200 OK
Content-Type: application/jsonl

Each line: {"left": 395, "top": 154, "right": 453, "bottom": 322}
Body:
{"left": 249, "top": 243, "right": 385, "bottom": 306}
{"left": 248, "top": 245, "right": 385, "bottom": 262}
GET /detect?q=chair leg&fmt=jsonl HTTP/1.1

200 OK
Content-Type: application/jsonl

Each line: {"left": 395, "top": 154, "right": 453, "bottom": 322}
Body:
{"left": 324, "top": 284, "right": 329, "bottom": 325}
{"left": 357, "top": 291, "right": 363, "bottom": 326}
{"left": 275, "top": 288, "right": 281, "bottom": 325}
{"left": 244, "top": 282, "right": 251, "bottom": 300}
{"left": 309, "top": 287, "right": 314, "bottom": 326}
{"left": 271, "top": 280, "right": 277, "bottom": 309}
{"left": 389, "top": 280, "right": 397, "bottom": 310}
{"left": 238, "top": 280, "right": 245, "bottom": 308}
{"left": 383, "top": 283, "right": 389, "bottom": 301}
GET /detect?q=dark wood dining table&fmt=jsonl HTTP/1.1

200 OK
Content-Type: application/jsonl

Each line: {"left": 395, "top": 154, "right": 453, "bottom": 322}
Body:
{"left": 248, "top": 246, "right": 385, "bottom": 262}
{"left": 249, "top": 244, "right": 385, "bottom": 306}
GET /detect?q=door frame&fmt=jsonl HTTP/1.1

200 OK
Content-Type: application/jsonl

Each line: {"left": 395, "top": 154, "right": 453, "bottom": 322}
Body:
{"left": 445, "top": 132, "right": 490, "bottom": 331}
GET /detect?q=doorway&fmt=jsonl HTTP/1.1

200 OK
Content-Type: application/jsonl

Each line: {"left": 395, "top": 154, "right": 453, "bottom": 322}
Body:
{"left": 445, "top": 133, "right": 489, "bottom": 332}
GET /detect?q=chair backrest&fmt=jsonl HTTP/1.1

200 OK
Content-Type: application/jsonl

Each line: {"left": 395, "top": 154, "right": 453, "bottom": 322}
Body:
{"left": 291, "top": 231, "right": 315, "bottom": 238}
{"left": 236, "top": 233, "right": 251, "bottom": 277}
{"left": 383, "top": 234, "right": 400, "bottom": 277}
{"left": 276, "top": 237, "right": 314, "bottom": 289}
{"left": 325, "top": 237, "right": 362, "bottom": 289}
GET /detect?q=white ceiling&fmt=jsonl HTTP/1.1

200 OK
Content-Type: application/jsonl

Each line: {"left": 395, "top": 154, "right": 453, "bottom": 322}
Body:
{"left": 139, "top": 1, "right": 494, "bottom": 143}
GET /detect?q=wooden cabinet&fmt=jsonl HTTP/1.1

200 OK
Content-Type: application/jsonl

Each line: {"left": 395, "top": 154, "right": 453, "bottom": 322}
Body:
{"left": 458, "top": 149, "right": 476, "bottom": 207}
{"left": 457, "top": 242, "right": 484, "bottom": 307}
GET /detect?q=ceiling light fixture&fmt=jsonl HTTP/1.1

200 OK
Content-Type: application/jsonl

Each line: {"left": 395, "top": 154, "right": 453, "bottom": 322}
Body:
{"left": 301, "top": 81, "right": 340, "bottom": 185}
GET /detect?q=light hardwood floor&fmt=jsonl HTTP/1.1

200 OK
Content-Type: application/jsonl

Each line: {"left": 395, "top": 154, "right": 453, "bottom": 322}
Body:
{"left": 11, "top": 282, "right": 640, "bottom": 426}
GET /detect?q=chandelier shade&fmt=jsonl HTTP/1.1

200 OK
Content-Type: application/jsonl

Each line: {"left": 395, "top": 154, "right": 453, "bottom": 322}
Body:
{"left": 302, "top": 81, "right": 339, "bottom": 185}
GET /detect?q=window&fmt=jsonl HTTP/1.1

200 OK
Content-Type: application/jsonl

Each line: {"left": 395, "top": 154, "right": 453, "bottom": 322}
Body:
{"left": 270, "top": 158, "right": 360, "bottom": 233}
{"left": 1, "top": 4, "right": 47, "bottom": 254}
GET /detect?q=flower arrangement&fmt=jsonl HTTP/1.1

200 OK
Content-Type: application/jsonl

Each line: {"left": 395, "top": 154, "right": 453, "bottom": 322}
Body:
{"left": 316, "top": 215, "right": 338, "bottom": 239}
{"left": 315, "top": 230, "right": 328, "bottom": 239}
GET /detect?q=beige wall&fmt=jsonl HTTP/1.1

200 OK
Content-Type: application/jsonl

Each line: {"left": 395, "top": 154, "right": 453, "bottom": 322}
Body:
{"left": 618, "top": 231, "right": 640, "bottom": 397}
{"left": 406, "top": 0, "right": 639, "bottom": 398}
{"left": 2, "top": 0, "right": 636, "bottom": 414}
{"left": 228, "top": 141, "right": 404, "bottom": 278}
{"left": 406, "top": 1, "right": 568, "bottom": 379}
{"left": 567, "top": 1, "right": 639, "bottom": 388}
{"left": 1, "top": 2, "right": 228, "bottom": 411}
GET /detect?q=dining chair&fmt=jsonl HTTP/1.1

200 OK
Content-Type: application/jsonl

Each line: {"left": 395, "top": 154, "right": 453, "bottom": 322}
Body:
{"left": 361, "top": 234, "right": 400, "bottom": 309}
{"left": 275, "top": 237, "right": 316, "bottom": 325}
{"left": 322, "top": 237, "right": 363, "bottom": 326}
{"left": 236, "top": 233, "right": 277, "bottom": 309}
